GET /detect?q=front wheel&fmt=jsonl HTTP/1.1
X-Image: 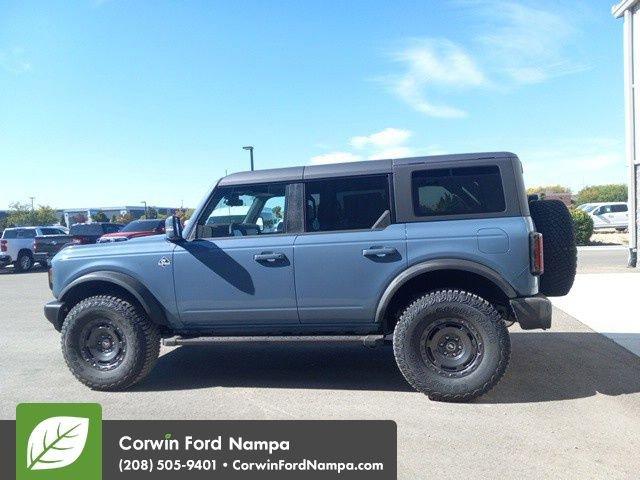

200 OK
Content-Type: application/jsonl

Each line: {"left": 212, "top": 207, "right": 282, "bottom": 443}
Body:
{"left": 61, "top": 295, "right": 160, "bottom": 390}
{"left": 393, "top": 290, "right": 510, "bottom": 402}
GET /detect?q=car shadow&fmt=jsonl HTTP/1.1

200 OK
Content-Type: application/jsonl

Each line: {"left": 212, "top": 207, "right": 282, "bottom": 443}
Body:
{"left": 180, "top": 240, "right": 255, "bottom": 295}
{"left": 132, "top": 332, "right": 640, "bottom": 403}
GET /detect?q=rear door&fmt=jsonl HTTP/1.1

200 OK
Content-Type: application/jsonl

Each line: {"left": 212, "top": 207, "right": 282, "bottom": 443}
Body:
{"left": 610, "top": 204, "right": 628, "bottom": 228}
{"left": 173, "top": 182, "right": 299, "bottom": 326}
{"left": 293, "top": 175, "right": 407, "bottom": 324}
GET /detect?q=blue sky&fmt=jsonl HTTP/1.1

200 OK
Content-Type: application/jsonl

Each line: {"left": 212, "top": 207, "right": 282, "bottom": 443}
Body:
{"left": 0, "top": 0, "right": 627, "bottom": 209}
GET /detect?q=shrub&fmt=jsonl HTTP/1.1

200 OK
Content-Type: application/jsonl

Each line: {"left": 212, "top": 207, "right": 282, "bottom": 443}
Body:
{"left": 570, "top": 208, "right": 594, "bottom": 245}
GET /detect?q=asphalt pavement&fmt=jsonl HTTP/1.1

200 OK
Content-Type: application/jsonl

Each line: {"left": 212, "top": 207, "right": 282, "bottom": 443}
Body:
{"left": 1, "top": 250, "right": 639, "bottom": 479}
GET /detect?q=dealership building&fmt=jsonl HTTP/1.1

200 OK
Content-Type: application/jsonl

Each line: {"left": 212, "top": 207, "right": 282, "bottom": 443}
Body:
{"left": 63, "top": 206, "right": 176, "bottom": 226}
{"left": 613, "top": 0, "right": 640, "bottom": 266}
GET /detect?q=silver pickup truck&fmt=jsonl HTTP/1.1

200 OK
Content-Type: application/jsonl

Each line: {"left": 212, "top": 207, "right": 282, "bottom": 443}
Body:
{"left": 0, "top": 226, "right": 67, "bottom": 272}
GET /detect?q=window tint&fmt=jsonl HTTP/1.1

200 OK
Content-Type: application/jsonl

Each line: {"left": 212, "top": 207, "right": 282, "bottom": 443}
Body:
{"left": 121, "top": 220, "right": 164, "bottom": 232}
{"left": 199, "top": 183, "right": 286, "bottom": 238}
{"left": 610, "top": 204, "right": 627, "bottom": 213}
{"left": 412, "top": 166, "right": 505, "bottom": 217}
{"left": 2, "top": 230, "right": 17, "bottom": 239}
{"left": 18, "top": 229, "right": 37, "bottom": 238}
{"left": 40, "top": 228, "right": 64, "bottom": 235}
{"left": 305, "top": 176, "right": 390, "bottom": 232}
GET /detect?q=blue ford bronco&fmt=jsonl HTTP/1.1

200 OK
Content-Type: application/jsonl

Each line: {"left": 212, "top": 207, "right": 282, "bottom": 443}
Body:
{"left": 45, "top": 152, "right": 576, "bottom": 401}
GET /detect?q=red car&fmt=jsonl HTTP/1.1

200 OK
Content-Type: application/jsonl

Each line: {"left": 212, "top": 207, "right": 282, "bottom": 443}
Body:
{"left": 97, "top": 219, "right": 165, "bottom": 243}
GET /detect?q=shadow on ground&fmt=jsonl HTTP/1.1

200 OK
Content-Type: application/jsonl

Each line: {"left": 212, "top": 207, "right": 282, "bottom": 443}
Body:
{"left": 133, "top": 332, "right": 640, "bottom": 403}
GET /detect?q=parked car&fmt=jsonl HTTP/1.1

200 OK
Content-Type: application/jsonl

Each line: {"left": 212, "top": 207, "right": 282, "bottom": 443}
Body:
{"left": 0, "top": 226, "right": 67, "bottom": 272}
{"left": 68, "top": 223, "right": 123, "bottom": 245}
{"left": 45, "top": 152, "right": 576, "bottom": 401}
{"left": 587, "top": 202, "right": 629, "bottom": 230}
{"left": 33, "top": 233, "right": 73, "bottom": 267}
{"left": 97, "top": 219, "right": 165, "bottom": 243}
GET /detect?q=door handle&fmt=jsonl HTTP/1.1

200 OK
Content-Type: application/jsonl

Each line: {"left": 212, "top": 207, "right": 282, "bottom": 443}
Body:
{"left": 254, "top": 252, "right": 286, "bottom": 262}
{"left": 362, "top": 246, "right": 398, "bottom": 257}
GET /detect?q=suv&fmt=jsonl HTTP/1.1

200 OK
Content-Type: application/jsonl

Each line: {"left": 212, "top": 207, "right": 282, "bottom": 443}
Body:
{"left": 1, "top": 226, "right": 67, "bottom": 272}
{"left": 44, "top": 153, "right": 576, "bottom": 401}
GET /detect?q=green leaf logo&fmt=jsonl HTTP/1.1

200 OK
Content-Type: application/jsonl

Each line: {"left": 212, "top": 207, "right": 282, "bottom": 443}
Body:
{"left": 26, "top": 416, "right": 89, "bottom": 470}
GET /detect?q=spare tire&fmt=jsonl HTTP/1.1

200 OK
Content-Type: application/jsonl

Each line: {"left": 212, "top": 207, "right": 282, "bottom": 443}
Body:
{"left": 529, "top": 200, "right": 577, "bottom": 297}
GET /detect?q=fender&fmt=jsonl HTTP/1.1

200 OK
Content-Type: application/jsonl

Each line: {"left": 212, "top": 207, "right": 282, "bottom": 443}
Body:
{"left": 374, "top": 258, "right": 518, "bottom": 325}
{"left": 59, "top": 271, "right": 170, "bottom": 327}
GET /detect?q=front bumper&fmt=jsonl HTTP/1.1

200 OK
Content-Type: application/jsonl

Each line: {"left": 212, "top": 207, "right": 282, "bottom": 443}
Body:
{"left": 44, "top": 300, "right": 65, "bottom": 331}
{"left": 510, "top": 295, "right": 552, "bottom": 330}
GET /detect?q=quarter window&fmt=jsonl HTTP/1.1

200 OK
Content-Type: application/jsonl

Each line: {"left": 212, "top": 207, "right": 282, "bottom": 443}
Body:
{"left": 305, "top": 176, "right": 390, "bottom": 232}
{"left": 610, "top": 204, "right": 627, "bottom": 213}
{"left": 412, "top": 166, "right": 505, "bottom": 217}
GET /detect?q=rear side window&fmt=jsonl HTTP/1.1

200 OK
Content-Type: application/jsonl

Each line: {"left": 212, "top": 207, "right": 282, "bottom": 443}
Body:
{"left": 17, "top": 229, "right": 37, "bottom": 238}
{"left": 2, "top": 230, "right": 17, "bottom": 239}
{"left": 40, "top": 228, "right": 64, "bottom": 235}
{"left": 412, "top": 166, "right": 505, "bottom": 217}
{"left": 610, "top": 204, "right": 627, "bottom": 213}
{"left": 305, "top": 175, "right": 390, "bottom": 232}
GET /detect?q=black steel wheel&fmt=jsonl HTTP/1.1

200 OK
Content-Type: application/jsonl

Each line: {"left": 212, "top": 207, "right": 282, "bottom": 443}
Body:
{"left": 393, "top": 289, "right": 510, "bottom": 402}
{"left": 61, "top": 295, "right": 160, "bottom": 390}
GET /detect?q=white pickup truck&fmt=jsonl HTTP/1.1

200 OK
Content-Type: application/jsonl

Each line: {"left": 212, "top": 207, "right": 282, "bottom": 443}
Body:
{"left": 0, "top": 226, "right": 67, "bottom": 272}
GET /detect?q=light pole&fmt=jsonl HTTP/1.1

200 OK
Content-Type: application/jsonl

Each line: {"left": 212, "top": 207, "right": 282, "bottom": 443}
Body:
{"left": 243, "top": 146, "right": 254, "bottom": 171}
{"left": 141, "top": 201, "right": 147, "bottom": 217}
{"left": 29, "top": 197, "right": 35, "bottom": 210}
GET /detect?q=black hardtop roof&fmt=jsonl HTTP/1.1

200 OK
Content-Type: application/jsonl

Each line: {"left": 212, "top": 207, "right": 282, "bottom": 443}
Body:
{"left": 218, "top": 152, "right": 517, "bottom": 186}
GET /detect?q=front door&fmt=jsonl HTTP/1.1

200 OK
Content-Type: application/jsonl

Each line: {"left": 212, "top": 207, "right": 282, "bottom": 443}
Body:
{"left": 173, "top": 183, "right": 298, "bottom": 326}
{"left": 293, "top": 175, "right": 407, "bottom": 324}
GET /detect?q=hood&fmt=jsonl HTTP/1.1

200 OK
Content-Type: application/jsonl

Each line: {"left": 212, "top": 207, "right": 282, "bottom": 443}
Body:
{"left": 100, "top": 231, "right": 162, "bottom": 239}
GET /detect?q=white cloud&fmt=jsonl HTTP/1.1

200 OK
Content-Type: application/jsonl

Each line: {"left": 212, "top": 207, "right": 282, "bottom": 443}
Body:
{"left": 311, "top": 127, "right": 420, "bottom": 164}
{"left": 380, "top": 2, "right": 587, "bottom": 117}
{"left": 367, "top": 146, "right": 414, "bottom": 160}
{"left": 474, "top": 1, "right": 588, "bottom": 84}
{"left": 350, "top": 128, "right": 412, "bottom": 149}
{"left": 0, "top": 47, "right": 32, "bottom": 74}
{"left": 518, "top": 138, "right": 625, "bottom": 191}
{"left": 309, "top": 151, "right": 362, "bottom": 165}
{"left": 384, "top": 39, "right": 486, "bottom": 118}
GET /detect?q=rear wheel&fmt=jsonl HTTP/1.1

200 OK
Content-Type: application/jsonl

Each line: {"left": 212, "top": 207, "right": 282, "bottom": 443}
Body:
{"left": 61, "top": 295, "right": 160, "bottom": 390}
{"left": 393, "top": 290, "right": 510, "bottom": 402}
{"left": 14, "top": 251, "right": 33, "bottom": 272}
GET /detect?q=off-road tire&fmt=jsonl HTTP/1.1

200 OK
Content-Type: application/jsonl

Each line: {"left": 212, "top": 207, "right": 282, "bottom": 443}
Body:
{"left": 529, "top": 199, "right": 577, "bottom": 297}
{"left": 393, "top": 290, "right": 510, "bottom": 402}
{"left": 14, "top": 251, "right": 33, "bottom": 273}
{"left": 61, "top": 295, "right": 160, "bottom": 390}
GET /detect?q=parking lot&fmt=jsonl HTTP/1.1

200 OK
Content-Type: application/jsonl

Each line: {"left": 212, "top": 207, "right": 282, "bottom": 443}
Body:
{"left": 1, "top": 251, "right": 640, "bottom": 479}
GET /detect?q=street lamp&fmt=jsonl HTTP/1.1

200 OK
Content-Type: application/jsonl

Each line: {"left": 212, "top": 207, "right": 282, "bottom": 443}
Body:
{"left": 141, "top": 201, "right": 147, "bottom": 217}
{"left": 243, "top": 146, "right": 254, "bottom": 171}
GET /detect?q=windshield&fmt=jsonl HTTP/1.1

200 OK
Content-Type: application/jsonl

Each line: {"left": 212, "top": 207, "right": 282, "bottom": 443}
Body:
{"left": 120, "top": 219, "right": 163, "bottom": 232}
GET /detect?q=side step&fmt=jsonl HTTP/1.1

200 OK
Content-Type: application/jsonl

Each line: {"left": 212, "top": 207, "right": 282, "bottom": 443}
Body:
{"left": 163, "top": 334, "right": 388, "bottom": 348}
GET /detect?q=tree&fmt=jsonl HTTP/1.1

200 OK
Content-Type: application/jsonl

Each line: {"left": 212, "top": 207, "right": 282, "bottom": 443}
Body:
{"left": 526, "top": 185, "right": 572, "bottom": 195}
{"left": 174, "top": 208, "right": 194, "bottom": 225}
{"left": 91, "top": 211, "right": 109, "bottom": 222}
{"left": 272, "top": 206, "right": 283, "bottom": 219}
{"left": 111, "top": 214, "right": 118, "bottom": 223}
{"left": 575, "top": 184, "right": 628, "bottom": 205}
{"left": 115, "top": 212, "right": 133, "bottom": 224}
{"left": 5, "top": 202, "right": 58, "bottom": 227}
{"left": 145, "top": 207, "right": 158, "bottom": 219}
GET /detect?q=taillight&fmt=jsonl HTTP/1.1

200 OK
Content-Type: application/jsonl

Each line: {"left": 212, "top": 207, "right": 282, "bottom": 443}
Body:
{"left": 72, "top": 237, "right": 82, "bottom": 244}
{"left": 0, "top": 240, "right": 6, "bottom": 252}
{"left": 530, "top": 232, "right": 544, "bottom": 275}
{"left": 33, "top": 240, "right": 37, "bottom": 252}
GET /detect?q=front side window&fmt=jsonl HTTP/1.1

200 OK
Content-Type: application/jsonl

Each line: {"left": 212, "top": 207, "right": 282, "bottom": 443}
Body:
{"left": 412, "top": 166, "right": 505, "bottom": 217}
{"left": 305, "top": 175, "right": 390, "bottom": 232}
{"left": 198, "top": 183, "right": 286, "bottom": 238}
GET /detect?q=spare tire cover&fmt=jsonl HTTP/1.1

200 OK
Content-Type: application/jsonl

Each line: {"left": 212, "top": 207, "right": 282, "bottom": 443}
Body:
{"left": 529, "top": 200, "right": 577, "bottom": 297}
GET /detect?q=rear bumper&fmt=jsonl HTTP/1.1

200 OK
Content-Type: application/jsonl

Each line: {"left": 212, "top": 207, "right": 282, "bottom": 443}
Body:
{"left": 33, "top": 253, "right": 52, "bottom": 266}
{"left": 510, "top": 295, "right": 552, "bottom": 330}
{"left": 44, "top": 300, "right": 65, "bottom": 331}
{"left": 0, "top": 255, "right": 11, "bottom": 266}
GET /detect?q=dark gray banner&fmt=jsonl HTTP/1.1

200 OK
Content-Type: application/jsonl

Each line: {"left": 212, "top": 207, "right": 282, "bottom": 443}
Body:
{"left": 2, "top": 420, "right": 396, "bottom": 479}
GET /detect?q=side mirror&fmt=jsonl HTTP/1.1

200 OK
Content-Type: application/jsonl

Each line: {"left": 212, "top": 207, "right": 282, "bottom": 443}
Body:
{"left": 165, "top": 216, "right": 183, "bottom": 242}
